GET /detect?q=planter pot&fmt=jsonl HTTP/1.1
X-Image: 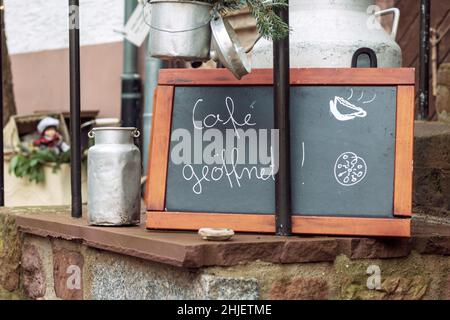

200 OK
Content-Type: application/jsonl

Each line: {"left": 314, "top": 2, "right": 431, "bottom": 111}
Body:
{"left": 4, "top": 162, "right": 87, "bottom": 207}
{"left": 148, "top": 0, "right": 213, "bottom": 61}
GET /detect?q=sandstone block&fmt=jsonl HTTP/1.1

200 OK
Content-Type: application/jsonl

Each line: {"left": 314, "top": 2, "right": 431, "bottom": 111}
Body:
{"left": 270, "top": 278, "right": 329, "bottom": 300}
{"left": 53, "top": 248, "right": 84, "bottom": 300}
{"left": 21, "top": 244, "right": 46, "bottom": 299}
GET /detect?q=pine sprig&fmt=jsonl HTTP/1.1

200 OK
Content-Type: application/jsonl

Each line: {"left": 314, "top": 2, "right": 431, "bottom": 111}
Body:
{"left": 246, "top": 0, "right": 290, "bottom": 40}
{"left": 204, "top": 0, "right": 290, "bottom": 40}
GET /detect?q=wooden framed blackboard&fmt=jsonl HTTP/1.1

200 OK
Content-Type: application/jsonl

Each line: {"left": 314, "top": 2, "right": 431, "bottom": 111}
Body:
{"left": 145, "top": 68, "right": 414, "bottom": 237}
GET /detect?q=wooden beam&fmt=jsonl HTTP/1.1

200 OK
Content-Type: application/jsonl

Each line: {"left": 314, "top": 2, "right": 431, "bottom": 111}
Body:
{"left": 158, "top": 68, "right": 416, "bottom": 86}
{"left": 393, "top": 85, "right": 415, "bottom": 217}
{"left": 147, "top": 212, "right": 411, "bottom": 237}
{"left": 145, "top": 86, "right": 174, "bottom": 211}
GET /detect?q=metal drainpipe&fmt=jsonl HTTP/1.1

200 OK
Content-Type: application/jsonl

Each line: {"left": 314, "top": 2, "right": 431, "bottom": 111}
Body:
{"left": 143, "top": 45, "right": 162, "bottom": 175}
{"left": 121, "top": 0, "right": 141, "bottom": 130}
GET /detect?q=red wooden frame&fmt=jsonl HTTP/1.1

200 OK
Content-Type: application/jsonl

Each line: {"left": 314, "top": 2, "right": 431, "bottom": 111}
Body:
{"left": 146, "top": 68, "right": 415, "bottom": 237}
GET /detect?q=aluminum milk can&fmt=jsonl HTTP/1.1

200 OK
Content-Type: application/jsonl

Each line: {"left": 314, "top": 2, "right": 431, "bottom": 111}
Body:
{"left": 251, "top": 0, "right": 402, "bottom": 68}
{"left": 87, "top": 127, "right": 141, "bottom": 226}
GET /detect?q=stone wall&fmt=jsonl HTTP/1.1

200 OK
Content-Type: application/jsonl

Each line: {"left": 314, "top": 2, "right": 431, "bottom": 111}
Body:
{"left": 0, "top": 209, "right": 24, "bottom": 299}
{"left": 8, "top": 232, "right": 450, "bottom": 300}
{"left": 0, "top": 206, "right": 448, "bottom": 300}
{"left": 17, "top": 233, "right": 261, "bottom": 300}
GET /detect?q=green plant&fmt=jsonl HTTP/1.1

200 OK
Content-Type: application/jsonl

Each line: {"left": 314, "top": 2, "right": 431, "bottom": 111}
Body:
{"left": 201, "top": 0, "right": 290, "bottom": 40}
{"left": 9, "top": 148, "right": 71, "bottom": 184}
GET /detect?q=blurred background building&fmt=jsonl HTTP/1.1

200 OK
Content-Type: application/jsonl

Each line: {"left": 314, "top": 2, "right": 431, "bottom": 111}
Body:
{"left": 4, "top": 0, "right": 125, "bottom": 118}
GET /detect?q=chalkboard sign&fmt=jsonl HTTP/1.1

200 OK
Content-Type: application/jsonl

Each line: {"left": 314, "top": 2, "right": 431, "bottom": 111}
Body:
{"left": 146, "top": 69, "right": 414, "bottom": 237}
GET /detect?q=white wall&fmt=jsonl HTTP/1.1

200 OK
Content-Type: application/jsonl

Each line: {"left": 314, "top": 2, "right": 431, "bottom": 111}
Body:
{"left": 4, "top": 0, "right": 125, "bottom": 55}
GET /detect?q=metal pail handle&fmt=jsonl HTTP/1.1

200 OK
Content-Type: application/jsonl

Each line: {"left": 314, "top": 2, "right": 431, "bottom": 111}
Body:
{"left": 143, "top": 0, "right": 213, "bottom": 34}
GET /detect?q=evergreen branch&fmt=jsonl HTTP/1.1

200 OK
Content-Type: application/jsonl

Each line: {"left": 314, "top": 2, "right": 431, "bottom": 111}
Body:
{"left": 203, "top": 0, "right": 291, "bottom": 40}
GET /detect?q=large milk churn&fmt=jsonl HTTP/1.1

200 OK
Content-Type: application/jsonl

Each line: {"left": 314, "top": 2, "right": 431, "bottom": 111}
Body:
{"left": 251, "top": 0, "right": 402, "bottom": 68}
{"left": 87, "top": 127, "right": 141, "bottom": 226}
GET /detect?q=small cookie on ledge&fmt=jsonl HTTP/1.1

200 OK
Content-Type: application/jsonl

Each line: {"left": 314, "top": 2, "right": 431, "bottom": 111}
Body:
{"left": 198, "top": 228, "right": 235, "bottom": 241}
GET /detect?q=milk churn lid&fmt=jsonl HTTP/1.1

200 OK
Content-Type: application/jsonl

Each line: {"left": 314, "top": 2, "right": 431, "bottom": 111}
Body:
{"left": 210, "top": 13, "right": 251, "bottom": 80}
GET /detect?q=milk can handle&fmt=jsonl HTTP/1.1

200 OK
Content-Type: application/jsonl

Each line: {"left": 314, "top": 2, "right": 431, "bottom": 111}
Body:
{"left": 374, "top": 8, "right": 400, "bottom": 39}
{"left": 87, "top": 129, "right": 140, "bottom": 138}
{"left": 132, "top": 129, "right": 140, "bottom": 138}
{"left": 351, "top": 48, "right": 378, "bottom": 68}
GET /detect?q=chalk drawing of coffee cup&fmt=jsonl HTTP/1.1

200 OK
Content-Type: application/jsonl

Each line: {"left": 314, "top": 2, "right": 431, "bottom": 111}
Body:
{"left": 329, "top": 89, "right": 376, "bottom": 122}
{"left": 334, "top": 152, "right": 367, "bottom": 186}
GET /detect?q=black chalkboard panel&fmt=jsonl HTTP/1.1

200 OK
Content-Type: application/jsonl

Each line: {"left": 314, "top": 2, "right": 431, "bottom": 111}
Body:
{"left": 165, "top": 86, "right": 396, "bottom": 218}
{"left": 166, "top": 87, "right": 275, "bottom": 214}
{"left": 290, "top": 87, "right": 396, "bottom": 218}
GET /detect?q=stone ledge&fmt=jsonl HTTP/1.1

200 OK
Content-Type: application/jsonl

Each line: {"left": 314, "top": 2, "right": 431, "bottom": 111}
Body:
{"left": 5, "top": 207, "right": 449, "bottom": 269}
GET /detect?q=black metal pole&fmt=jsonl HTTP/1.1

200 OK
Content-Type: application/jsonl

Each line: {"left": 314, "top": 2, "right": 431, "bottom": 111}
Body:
{"left": 419, "top": 0, "right": 430, "bottom": 120}
{"left": 0, "top": 1, "right": 4, "bottom": 207}
{"left": 69, "top": 0, "right": 82, "bottom": 218}
{"left": 273, "top": 2, "right": 291, "bottom": 236}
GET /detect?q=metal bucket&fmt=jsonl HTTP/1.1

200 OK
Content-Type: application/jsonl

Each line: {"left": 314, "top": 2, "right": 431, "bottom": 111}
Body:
{"left": 210, "top": 13, "right": 251, "bottom": 80}
{"left": 147, "top": 0, "right": 213, "bottom": 61}
{"left": 87, "top": 127, "right": 141, "bottom": 226}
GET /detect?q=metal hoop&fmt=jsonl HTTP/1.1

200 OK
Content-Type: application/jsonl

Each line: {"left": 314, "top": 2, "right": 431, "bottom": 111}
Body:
{"left": 246, "top": 34, "right": 263, "bottom": 54}
{"left": 88, "top": 131, "right": 95, "bottom": 139}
